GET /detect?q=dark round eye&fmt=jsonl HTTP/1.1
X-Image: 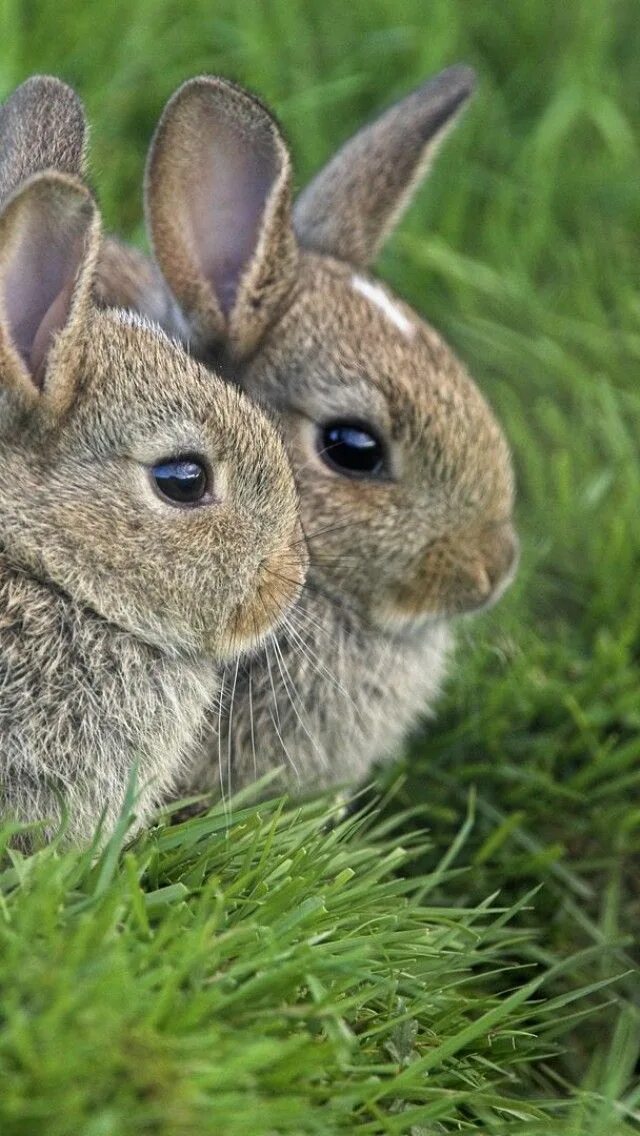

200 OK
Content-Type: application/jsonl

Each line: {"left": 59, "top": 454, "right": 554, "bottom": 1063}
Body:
{"left": 150, "top": 457, "right": 209, "bottom": 506}
{"left": 319, "top": 421, "right": 387, "bottom": 478}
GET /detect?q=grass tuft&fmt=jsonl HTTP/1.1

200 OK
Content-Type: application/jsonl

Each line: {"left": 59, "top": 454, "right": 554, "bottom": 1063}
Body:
{"left": 0, "top": 796, "right": 635, "bottom": 1135}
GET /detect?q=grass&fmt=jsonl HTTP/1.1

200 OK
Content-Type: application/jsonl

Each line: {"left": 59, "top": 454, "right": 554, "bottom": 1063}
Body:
{"left": 1, "top": 0, "right": 639, "bottom": 1131}
{"left": 0, "top": 793, "right": 636, "bottom": 1135}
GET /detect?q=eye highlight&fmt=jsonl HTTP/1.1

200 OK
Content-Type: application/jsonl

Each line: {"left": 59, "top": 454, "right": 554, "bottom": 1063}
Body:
{"left": 150, "top": 457, "right": 210, "bottom": 506}
{"left": 318, "top": 421, "right": 387, "bottom": 479}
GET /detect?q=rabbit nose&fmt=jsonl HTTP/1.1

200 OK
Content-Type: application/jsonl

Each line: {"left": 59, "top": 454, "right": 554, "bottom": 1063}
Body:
{"left": 458, "top": 522, "right": 519, "bottom": 613}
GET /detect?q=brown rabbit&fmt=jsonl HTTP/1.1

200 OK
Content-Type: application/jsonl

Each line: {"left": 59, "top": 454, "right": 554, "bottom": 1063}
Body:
{"left": 0, "top": 77, "right": 306, "bottom": 846}
{"left": 99, "top": 67, "right": 517, "bottom": 796}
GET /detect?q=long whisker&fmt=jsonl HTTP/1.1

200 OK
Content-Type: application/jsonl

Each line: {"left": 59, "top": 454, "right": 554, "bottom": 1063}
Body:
{"left": 216, "top": 667, "right": 228, "bottom": 820}
{"left": 282, "top": 610, "right": 366, "bottom": 737}
{"left": 261, "top": 564, "right": 360, "bottom": 625}
{"left": 271, "top": 627, "right": 328, "bottom": 770}
{"left": 285, "top": 599, "right": 342, "bottom": 648}
{"left": 290, "top": 443, "right": 336, "bottom": 477}
{"left": 226, "top": 654, "right": 241, "bottom": 803}
{"left": 263, "top": 637, "right": 299, "bottom": 781}
{"left": 282, "top": 611, "right": 352, "bottom": 700}
{"left": 248, "top": 654, "right": 257, "bottom": 782}
{"left": 296, "top": 518, "right": 361, "bottom": 545}
{"left": 248, "top": 580, "right": 301, "bottom": 782}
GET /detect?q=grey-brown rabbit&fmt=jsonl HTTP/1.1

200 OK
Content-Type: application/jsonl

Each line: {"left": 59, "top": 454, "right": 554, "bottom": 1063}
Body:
{"left": 0, "top": 77, "right": 306, "bottom": 845}
{"left": 99, "top": 67, "right": 517, "bottom": 796}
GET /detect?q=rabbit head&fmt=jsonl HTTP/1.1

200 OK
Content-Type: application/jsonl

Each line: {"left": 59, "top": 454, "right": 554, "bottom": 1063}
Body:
{"left": 143, "top": 68, "right": 517, "bottom": 637}
{"left": 0, "top": 78, "right": 307, "bottom": 664}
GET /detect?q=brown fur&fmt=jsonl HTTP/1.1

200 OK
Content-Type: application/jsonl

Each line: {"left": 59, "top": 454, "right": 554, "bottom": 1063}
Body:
{"left": 0, "top": 76, "right": 87, "bottom": 203}
{"left": 146, "top": 78, "right": 298, "bottom": 358}
{"left": 97, "top": 69, "right": 517, "bottom": 794}
{"left": 0, "top": 78, "right": 306, "bottom": 844}
{"left": 95, "top": 237, "right": 182, "bottom": 329}
{"left": 294, "top": 65, "right": 476, "bottom": 266}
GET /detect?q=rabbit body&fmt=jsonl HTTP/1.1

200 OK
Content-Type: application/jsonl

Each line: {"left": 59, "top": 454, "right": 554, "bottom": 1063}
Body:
{"left": 207, "top": 247, "right": 508, "bottom": 793}
{"left": 0, "top": 300, "right": 304, "bottom": 844}
{"left": 0, "top": 549, "right": 211, "bottom": 844}
{"left": 100, "top": 68, "right": 518, "bottom": 797}
{"left": 0, "top": 78, "right": 306, "bottom": 843}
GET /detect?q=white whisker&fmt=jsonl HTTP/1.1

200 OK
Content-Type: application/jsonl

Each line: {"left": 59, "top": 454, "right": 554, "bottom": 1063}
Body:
{"left": 264, "top": 638, "right": 299, "bottom": 780}
{"left": 248, "top": 656, "right": 257, "bottom": 782}
{"left": 226, "top": 654, "right": 241, "bottom": 802}
{"left": 272, "top": 631, "right": 328, "bottom": 770}
{"left": 216, "top": 668, "right": 228, "bottom": 820}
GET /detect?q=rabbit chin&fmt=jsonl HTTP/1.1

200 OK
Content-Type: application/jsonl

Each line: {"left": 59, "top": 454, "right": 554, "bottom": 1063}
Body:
{"left": 375, "top": 603, "right": 452, "bottom": 642}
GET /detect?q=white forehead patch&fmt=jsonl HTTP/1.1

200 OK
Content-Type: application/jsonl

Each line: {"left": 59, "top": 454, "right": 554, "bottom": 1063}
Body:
{"left": 351, "top": 275, "right": 415, "bottom": 339}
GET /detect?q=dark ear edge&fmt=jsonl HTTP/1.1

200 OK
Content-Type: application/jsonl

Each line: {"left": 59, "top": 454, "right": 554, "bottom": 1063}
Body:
{"left": 145, "top": 75, "right": 298, "bottom": 360}
{"left": 0, "top": 171, "right": 100, "bottom": 413}
{"left": 293, "top": 64, "right": 476, "bottom": 267}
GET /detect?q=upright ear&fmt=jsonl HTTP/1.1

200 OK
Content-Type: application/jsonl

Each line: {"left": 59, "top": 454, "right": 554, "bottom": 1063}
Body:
{"left": 293, "top": 65, "right": 476, "bottom": 267}
{"left": 145, "top": 76, "right": 298, "bottom": 360}
{"left": 0, "top": 76, "right": 87, "bottom": 207}
{"left": 0, "top": 172, "right": 100, "bottom": 414}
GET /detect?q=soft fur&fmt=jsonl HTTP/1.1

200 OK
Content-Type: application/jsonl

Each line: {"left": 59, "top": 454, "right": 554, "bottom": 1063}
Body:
{"left": 0, "top": 78, "right": 306, "bottom": 844}
{"left": 98, "top": 67, "right": 518, "bottom": 796}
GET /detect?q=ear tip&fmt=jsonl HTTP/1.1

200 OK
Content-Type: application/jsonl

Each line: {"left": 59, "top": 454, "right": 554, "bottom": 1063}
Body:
{"left": 150, "top": 73, "right": 289, "bottom": 170}
{"left": 17, "top": 73, "right": 77, "bottom": 94}
{"left": 421, "top": 63, "right": 478, "bottom": 109}
{"left": 398, "top": 63, "right": 477, "bottom": 141}
{"left": 442, "top": 63, "right": 477, "bottom": 94}
{"left": 5, "top": 74, "right": 84, "bottom": 115}
{"left": 167, "top": 73, "right": 282, "bottom": 128}
{"left": 151, "top": 75, "right": 234, "bottom": 143}
{"left": 0, "top": 75, "right": 87, "bottom": 197}
{"left": 165, "top": 74, "right": 248, "bottom": 115}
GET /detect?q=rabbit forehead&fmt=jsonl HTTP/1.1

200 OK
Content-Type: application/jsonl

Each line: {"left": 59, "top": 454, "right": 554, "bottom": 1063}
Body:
{"left": 256, "top": 255, "right": 491, "bottom": 451}
{"left": 62, "top": 309, "right": 269, "bottom": 454}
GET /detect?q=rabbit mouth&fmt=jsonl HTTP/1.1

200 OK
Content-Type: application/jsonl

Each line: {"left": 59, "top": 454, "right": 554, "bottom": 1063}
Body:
{"left": 388, "top": 524, "right": 519, "bottom": 625}
{"left": 292, "top": 575, "right": 444, "bottom": 645}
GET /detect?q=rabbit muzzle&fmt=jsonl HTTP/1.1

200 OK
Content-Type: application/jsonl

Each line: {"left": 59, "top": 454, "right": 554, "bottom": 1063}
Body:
{"left": 388, "top": 519, "right": 518, "bottom": 624}
{"left": 224, "top": 518, "right": 308, "bottom": 652}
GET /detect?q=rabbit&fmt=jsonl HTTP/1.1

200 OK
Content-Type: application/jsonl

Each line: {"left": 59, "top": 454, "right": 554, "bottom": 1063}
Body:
{"left": 96, "top": 66, "right": 518, "bottom": 797}
{"left": 0, "top": 77, "right": 307, "bottom": 846}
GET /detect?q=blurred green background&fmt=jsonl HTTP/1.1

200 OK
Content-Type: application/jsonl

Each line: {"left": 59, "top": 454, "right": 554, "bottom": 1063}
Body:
{"left": 1, "top": 0, "right": 639, "bottom": 1120}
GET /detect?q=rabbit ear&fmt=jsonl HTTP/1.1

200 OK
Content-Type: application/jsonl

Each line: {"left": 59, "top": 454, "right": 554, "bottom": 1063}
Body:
{"left": 0, "top": 75, "right": 87, "bottom": 207}
{"left": 145, "top": 76, "right": 298, "bottom": 360}
{"left": 293, "top": 65, "right": 476, "bottom": 267}
{"left": 0, "top": 172, "right": 100, "bottom": 412}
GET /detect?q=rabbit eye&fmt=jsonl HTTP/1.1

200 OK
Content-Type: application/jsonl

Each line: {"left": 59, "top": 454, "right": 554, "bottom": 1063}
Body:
{"left": 319, "top": 421, "right": 387, "bottom": 479}
{"left": 151, "top": 457, "right": 210, "bottom": 506}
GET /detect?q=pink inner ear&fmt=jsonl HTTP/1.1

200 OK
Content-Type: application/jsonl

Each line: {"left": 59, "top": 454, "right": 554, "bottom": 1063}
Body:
{"left": 185, "top": 115, "right": 278, "bottom": 317}
{"left": 29, "top": 279, "right": 77, "bottom": 382}
{"left": 2, "top": 203, "right": 84, "bottom": 386}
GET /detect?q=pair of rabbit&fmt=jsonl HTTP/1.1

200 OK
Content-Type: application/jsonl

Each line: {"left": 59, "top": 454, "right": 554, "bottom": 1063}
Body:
{"left": 96, "top": 66, "right": 518, "bottom": 796}
{"left": 0, "top": 77, "right": 308, "bottom": 846}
